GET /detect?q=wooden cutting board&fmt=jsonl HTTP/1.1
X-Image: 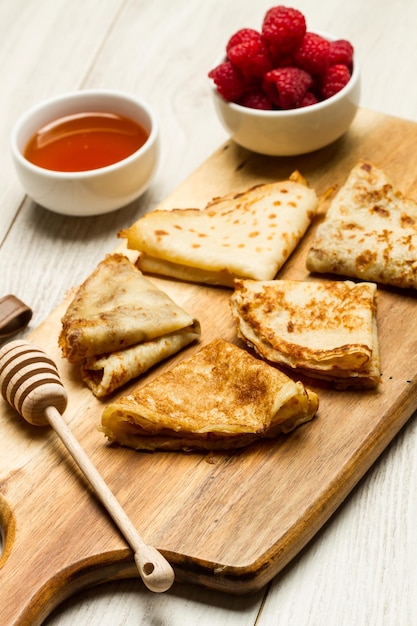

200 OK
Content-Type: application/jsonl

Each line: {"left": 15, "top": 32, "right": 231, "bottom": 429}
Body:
{"left": 2, "top": 107, "right": 417, "bottom": 625}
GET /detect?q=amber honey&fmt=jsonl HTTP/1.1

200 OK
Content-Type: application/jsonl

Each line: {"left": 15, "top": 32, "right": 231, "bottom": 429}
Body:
{"left": 24, "top": 111, "right": 149, "bottom": 172}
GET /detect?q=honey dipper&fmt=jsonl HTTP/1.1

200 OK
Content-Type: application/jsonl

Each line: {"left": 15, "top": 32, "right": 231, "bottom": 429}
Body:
{"left": 0, "top": 339, "right": 175, "bottom": 593}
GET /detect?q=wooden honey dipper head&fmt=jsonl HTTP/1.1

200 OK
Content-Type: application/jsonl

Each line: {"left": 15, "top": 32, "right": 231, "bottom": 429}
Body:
{"left": 0, "top": 339, "right": 68, "bottom": 426}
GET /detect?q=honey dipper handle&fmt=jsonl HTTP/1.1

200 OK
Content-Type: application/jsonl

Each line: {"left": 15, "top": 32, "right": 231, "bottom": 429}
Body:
{"left": 44, "top": 405, "right": 175, "bottom": 593}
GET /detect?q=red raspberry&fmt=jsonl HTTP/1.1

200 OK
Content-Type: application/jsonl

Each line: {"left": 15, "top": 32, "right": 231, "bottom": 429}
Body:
{"left": 228, "top": 38, "right": 273, "bottom": 80}
{"left": 226, "top": 28, "right": 262, "bottom": 53}
{"left": 294, "top": 32, "right": 330, "bottom": 75}
{"left": 208, "top": 62, "right": 248, "bottom": 102}
{"left": 239, "top": 90, "right": 274, "bottom": 110}
{"left": 263, "top": 66, "right": 313, "bottom": 109}
{"left": 262, "top": 6, "right": 306, "bottom": 55}
{"left": 328, "top": 39, "right": 354, "bottom": 67}
{"left": 320, "top": 64, "right": 351, "bottom": 99}
{"left": 299, "top": 91, "right": 318, "bottom": 107}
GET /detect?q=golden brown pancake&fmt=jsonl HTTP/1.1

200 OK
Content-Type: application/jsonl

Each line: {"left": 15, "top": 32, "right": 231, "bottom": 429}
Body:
{"left": 306, "top": 160, "right": 417, "bottom": 289}
{"left": 119, "top": 173, "right": 318, "bottom": 287}
{"left": 101, "top": 338, "right": 319, "bottom": 451}
{"left": 230, "top": 278, "right": 381, "bottom": 389}
{"left": 59, "top": 253, "right": 200, "bottom": 396}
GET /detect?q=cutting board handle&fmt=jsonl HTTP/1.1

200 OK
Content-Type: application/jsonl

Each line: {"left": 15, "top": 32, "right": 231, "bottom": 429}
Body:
{"left": 0, "top": 454, "right": 159, "bottom": 625}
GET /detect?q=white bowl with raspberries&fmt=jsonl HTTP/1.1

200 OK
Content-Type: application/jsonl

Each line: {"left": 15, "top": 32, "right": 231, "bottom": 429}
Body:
{"left": 208, "top": 6, "right": 360, "bottom": 156}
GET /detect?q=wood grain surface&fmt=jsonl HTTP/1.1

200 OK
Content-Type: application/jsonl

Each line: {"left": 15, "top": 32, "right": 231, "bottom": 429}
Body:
{"left": 1, "top": 107, "right": 417, "bottom": 625}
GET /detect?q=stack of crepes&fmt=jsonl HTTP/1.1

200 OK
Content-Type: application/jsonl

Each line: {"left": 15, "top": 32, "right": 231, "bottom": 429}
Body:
{"left": 100, "top": 338, "right": 319, "bottom": 451}
{"left": 230, "top": 278, "right": 381, "bottom": 389}
{"left": 306, "top": 160, "right": 417, "bottom": 290}
{"left": 118, "top": 172, "right": 318, "bottom": 287}
{"left": 58, "top": 253, "right": 200, "bottom": 397}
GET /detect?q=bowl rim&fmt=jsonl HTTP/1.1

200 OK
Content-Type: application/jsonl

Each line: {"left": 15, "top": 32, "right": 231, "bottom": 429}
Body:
{"left": 209, "top": 30, "right": 360, "bottom": 117}
{"left": 10, "top": 88, "right": 159, "bottom": 180}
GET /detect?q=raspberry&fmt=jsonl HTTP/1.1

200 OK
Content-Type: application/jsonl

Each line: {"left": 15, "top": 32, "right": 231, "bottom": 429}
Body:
{"left": 328, "top": 39, "right": 354, "bottom": 67}
{"left": 228, "top": 38, "right": 272, "bottom": 80}
{"left": 262, "top": 6, "right": 306, "bottom": 54}
{"left": 294, "top": 32, "right": 330, "bottom": 75}
{"left": 239, "top": 90, "right": 274, "bottom": 110}
{"left": 226, "top": 28, "right": 262, "bottom": 53}
{"left": 263, "top": 66, "right": 313, "bottom": 109}
{"left": 299, "top": 91, "right": 318, "bottom": 107}
{"left": 208, "top": 62, "right": 248, "bottom": 102}
{"left": 320, "top": 64, "right": 351, "bottom": 99}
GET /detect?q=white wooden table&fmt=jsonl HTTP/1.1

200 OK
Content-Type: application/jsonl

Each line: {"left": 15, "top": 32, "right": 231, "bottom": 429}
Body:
{"left": 1, "top": 1, "right": 416, "bottom": 624}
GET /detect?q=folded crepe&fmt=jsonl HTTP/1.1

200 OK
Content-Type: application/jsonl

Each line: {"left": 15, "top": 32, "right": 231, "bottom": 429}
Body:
{"left": 306, "top": 160, "right": 417, "bottom": 289}
{"left": 101, "top": 338, "right": 319, "bottom": 451}
{"left": 119, "top": 173, "right": 318, "bottom": 287}
{"left": 230, "top": 278, "right": 381, "bottom": 389}
{"left": 59, "top": 253, "right": 200, "bottom": 397}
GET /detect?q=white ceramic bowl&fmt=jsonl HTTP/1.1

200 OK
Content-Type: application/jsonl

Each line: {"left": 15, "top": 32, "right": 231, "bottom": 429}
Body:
{"left": 10, "top": 89, "right": 159, "bottom": 216}
{"left": 209, "top": 34, "right": 360, "bottom": 156}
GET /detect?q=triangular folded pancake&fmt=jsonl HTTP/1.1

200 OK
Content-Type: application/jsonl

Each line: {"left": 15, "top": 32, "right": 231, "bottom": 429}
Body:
{"left": 230, "top": 278, "right": 381, "bottom": 389}
{"left": 101, "top": 338, "right": 319, "bottom": 451}
{"left": 59, "top": 253, "right": 200, "bottom": 397}
{"left": 59, "top": 253, "right": 198, "bottom": 362}
{"left": 119, "top": 173, "right": 318, "bottom": 287}
{"left": 306, "top": 161, "right": 417, "bottom": 289}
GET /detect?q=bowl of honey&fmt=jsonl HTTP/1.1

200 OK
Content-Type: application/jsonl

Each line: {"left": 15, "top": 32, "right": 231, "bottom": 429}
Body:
{"left": 10, "top": 89, "right": 159, "bottom": 216}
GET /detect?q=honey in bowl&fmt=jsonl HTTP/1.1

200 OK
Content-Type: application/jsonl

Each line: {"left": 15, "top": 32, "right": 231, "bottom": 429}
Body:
{"left": 24, "top": 111, "right": 149, "bottom": 172}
